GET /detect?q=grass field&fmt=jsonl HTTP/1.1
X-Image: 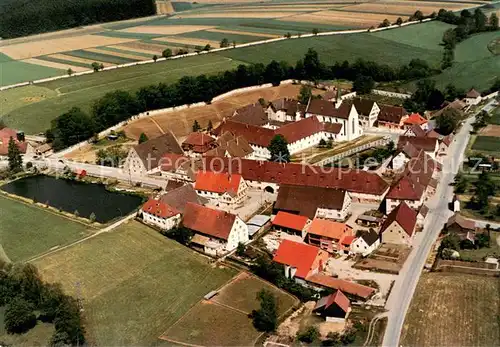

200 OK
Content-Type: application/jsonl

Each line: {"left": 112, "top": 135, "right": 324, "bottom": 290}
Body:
{"left": 33, "top": 221, "right": 236, "bottom": 345}
{"left": 454, "top": 31, "right": 500, "bottom": 62}
{"left": 0, "top": 307, "right": 54, "bottom": 347}
{"left": 471, "top": 135, "right": 500, "bottom": 152}
{"left": 401, "top": 273, "right": 500, "bottom": 346}
{"left": 0, "top": 60, "right": 64, "bottom": 86}
{"left": 459, "top": 231, "right": 500, "bottom": 261}
{"left": 0, "top": 194, "right": 92, "bottom": 262}
{"left": 160, "top": 272, "right": 298, "bottom": 346}
{"left": 491, "top": 107, "right": 500, "bottom": 125}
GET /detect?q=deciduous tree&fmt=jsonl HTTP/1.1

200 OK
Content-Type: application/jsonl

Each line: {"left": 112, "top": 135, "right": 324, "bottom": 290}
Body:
{"left": 4, "top": 297, "right": 36, "bottom": 334}
{"left": 139, "top": 132, "right": 149, "bottom": 144}
{"left": 220, "top": 38, "right": 229, "bottom": 48}
{"left": 353, "top": 75, "right": 375, "bottom": 94}
{"left": 7, "top": 137, "right": 22, "bottom": 173}
{"left": 251, "top": 290, "right": 278, "bottom": 332}
{"left": 268, "top": 134, "right": 290, "bottom": 163}
{"left": 162, "top": 48, "right": 172, "bottom": 58}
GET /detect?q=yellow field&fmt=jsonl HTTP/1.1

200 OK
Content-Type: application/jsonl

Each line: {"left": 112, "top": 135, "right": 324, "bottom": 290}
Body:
{"left": 207, "top": 28, "right": 279, "bottom": 38}
{"left": 0, "top": 35, "right": 136, "bottom": 60}
{"left": 121, "top": 25, "right": 215, "bottom": 35}
{"left": 283, "top": 10, "right": 401, "bottom": 26}
{"left": 110, "top": 44, "right": 157, "bottom": 55}
{"left": 21, "top": 58, "right": 87, "bottom": 72}
{"left": 176, "top": 11, "right": 298, "bottom": 19}
{"left": 344, "top": 1, "right": 474, "bottom": 15}
{"left": 118, "top": 41, "right": 175, "bottom": 53}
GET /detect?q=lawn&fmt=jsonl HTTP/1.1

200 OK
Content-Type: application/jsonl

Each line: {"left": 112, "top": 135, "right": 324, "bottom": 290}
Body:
{"left": 471, "top": 135, "right": 500, "bottom": 152}
{"left": 454, "top": 31, "right": 500, "bottom": 62}
{"left": 0, "top": 84, "right": 57, "bottom": 118}
{"left": 33, "top": 221, "right": 237, "bottom": 345}
{"left": 218, "top": 32, "right": 442, "bottom": 67}
{"left": 2, "top": 54, "right": 243, "bottom": 134}
{"left": 0, "top": 194, "right": 92, "bottom": 262}
{"left": 459, "top": 231, "right": 500, "bottom": 261}
{"left": 401, "top": 273, "right": 500, "bottom": 347}
{"left": 370, "top": 21, "right": 454, "bottom": 51}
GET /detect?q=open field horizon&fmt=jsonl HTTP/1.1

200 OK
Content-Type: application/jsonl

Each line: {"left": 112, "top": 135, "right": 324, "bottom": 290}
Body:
{"left": 0, "top": 0, "right": 485, "bottom": 86}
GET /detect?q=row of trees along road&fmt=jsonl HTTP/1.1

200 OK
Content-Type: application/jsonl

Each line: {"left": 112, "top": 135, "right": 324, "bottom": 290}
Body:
{"left": 46, "top": 49, "right": 438, "bottom": 151}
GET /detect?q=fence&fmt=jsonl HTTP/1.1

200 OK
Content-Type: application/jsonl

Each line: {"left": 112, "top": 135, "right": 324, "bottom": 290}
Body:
{"left": 0, "top": 18, "right": 432, "bottom": 92}
{"left": 315, "top": 136, "right": 391, "bottom": 166}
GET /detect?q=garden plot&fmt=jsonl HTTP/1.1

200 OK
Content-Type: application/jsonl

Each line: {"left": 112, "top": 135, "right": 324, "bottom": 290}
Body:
{"left": 0, "top": 35, "right": 136, "bottom": 60}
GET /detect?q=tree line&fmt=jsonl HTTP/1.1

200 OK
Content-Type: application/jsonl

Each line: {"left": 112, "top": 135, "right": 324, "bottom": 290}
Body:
{"left": 378, "top": 10, "right": 437, "bottom": 28}
{"left": 0, "top": 263, "right": 85, "bottom": 345}
{"left": 438, "top": 8, "right": 499, "bottom": 69}
{"left": 0, "top": 0, "right": 155, "bottom": 39}
{"left": 46, "top": 49, "right": 438, "bottom": 150}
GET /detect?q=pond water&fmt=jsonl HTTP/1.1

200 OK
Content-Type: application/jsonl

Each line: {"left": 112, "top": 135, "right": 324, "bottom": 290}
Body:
{"left": 1, "top": 175, "right": 143, "bottom": 223}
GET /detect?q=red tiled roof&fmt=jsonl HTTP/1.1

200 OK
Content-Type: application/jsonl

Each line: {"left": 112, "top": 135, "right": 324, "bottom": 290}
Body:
{"left": 404, "top": 113, "right": 427, "bottom": 126}
{"left": 232, "top": 103, "right": 269, "bottom": 126}
{"left": 277, "top": 116, "right": 324, "bottom": 143}
{"left": 0, "top": 128, "right": 18, "bottom": 139}
{"left": 352, "top": 98, "right": 376, "bottom": 116}
{"left": 269, "top": 98, "right": 302, "bottom": 116}
{"left": 381, "top": 202, "right": 417, "bottom": 237}
{"left": 341, "top": 235, "right": 356, "bottom": 246}
{"left": 0, "top": 140, "right": 27, "bottom": 156}
{"left": 273, "top": 239, "right": 321, "bottom": 278}
{"left": 142, "top": 199, "right": 180, "bottom": 219}
{"left": 182, "top": 132, "right": 215, "bottom": 146}
{"left": 273, "top": 211, "right": 309, "bottom": 231}
{"left": 306, "top": 274, "right": 376, "bottom": 299}
{"left": 425, "top": 129, "right": 441, "bottom": 139}
{"left": 323, "top": 122, "right": 343, "bottom": 134}
{"left": 159, "top": 153, "right": 190, "bottom": 172}
{"left": 193, "top": 158, "right": 389, "bottom": 196}
{"left": 397, "top": 136, "right": 437, "bottom": 152}
{"left": 306, "top": 99, "right": 352, "bottom": 119}
{"left": 194, "top": 171, "right": 242, "bottom": 196}
{"left": 386, "top": 175, "right": 423, "bottom": 200}
{"left": 182, "top": 203, "right": 237, "bottom": 240}
{"left": 442, "top": 135, "right": 452, "bottom": 146}
{"left": 378, "top": 105, "right": 407, "bottom": 123}
{"left": 307, "top": 218, "right": 351, "bottom": 241}
{"left": 404, "top": 124, "right": 426, "bottom": 138}
{"left": 212, "top": 120, "right": 274, "bottom": 147}
{"left": 327, "top": 290, "right": 351, "bottom": 313}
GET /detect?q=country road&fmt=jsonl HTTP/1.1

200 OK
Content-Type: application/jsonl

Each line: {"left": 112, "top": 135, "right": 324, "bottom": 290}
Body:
{"left": 382, "top": 100, "right": 496, "bottom": 346}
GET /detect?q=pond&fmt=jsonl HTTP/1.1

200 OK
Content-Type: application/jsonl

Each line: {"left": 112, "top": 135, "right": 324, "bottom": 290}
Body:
{"left": 1, "top": 175, "right": 143, "bottom": 223}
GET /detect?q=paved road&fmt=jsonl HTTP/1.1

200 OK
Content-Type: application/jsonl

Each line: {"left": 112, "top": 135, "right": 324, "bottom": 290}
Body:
{"left": 382, "top": 100, "right": 496, "bottom": 346}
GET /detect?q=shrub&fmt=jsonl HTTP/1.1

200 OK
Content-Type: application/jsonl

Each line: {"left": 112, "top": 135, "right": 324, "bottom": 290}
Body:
{"left": 297, "top": 326, "right": 320, "bottom": 343}
{"left": 4, "top": 297, "right": 36, "bottom": 334}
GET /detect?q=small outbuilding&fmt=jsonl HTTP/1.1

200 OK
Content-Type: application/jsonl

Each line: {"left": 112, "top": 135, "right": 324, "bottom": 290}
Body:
{"left": 313, "top": 290, "right": 351, "bottom": 322}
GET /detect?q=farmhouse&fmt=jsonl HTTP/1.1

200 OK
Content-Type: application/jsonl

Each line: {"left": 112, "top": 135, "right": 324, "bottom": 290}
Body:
{"left": 272, "top": 211, "right": 310, "bottom": 238}
{"left": 397, "top": 136, "right": 438, "bottom": 159}
{"left": 140, "top": 199, "right": 181, "bottom": 231}
{"left": 187, "top": 157, "right": 390, "bottom": 202}
{"left": 305, "top": 218, "right": 354, "bottom": 254}
{"left": 304, "top": 99, "right": 361, "bottom": 140}
{"left": 159, "top": 183, "right": 208, "bottom": 213}
{"left": 352, "top": 98, "right": 380, "bottom": 128}
{"left": 386, "top": 149, "right": 437, "bottom": 213}
{"left": 380, "top": 202, "right": 417, "bottom": 245}
{"left": 124, "top": 131, "right": 183, "bottom": 175}
{"left": 377, "top": 105, "right": 408, "bottom": 129}
{"left": 232, "top": 102, "right": 270, "bottom": 127}
{"left": 0, "top": 128, "right": 33, "bottom": 157}
{"left": 403, "top": 113, "right": 428, "bottom": 130}
{"left": 445, "top": 213, "right": 476, "bottom": 241}
{"left": 273, "top": 239, "right": 328, "bottom": 285}
{"left": 390, "top": 142, "right": 420, "bottom": 171}
{"left": 273, "top": 185, "right": 351, "bottom": 220}
{"left": 182, "top": 132, "right": 216, "bottom": 155}
{"left": 194, "top": 171, "right": 248, "bottom": 206}
{"left": 465, "top": 88, "right": 481, "bottom": 105}
{"left": 267, "top": 98, "right": 304, "bottom": 123}
{"left": 183, "top": 202, "right": 249, "bottom": 256}
{"left": 350, "top": 229, "right": 380, "bottom": 257}
{"left": 313, "top": 290, "right": 351, "bottom": 322}
{"left": 204, "top": 131, "right": 254, "bottom": 158}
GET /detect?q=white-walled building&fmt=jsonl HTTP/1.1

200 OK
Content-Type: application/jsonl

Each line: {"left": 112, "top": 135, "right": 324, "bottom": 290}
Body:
{"left": 183, "top": 202, "right": 249, "bottom": 256}
{"left": 124, "top": 131, "right": 184, "bottom": 175}
{"left": 380, "top": 202, "right": 417, "bottom": 245}
{"left": 194, "top": 171, "right": 248, "bottom": 206}
{"left": 351, "top": 229, "right": 380, "bottom": 257}
{"left": 465, "top": 88, "right": 481, "bottom": 105}
{"left": 352, "top": 99, "right": 380, "bottom": 128}
{"left": 140, "top": 199, "right": 181, "bottom": 231}
{"left": 267, "top": 98, "right": 303, "bottom": 122}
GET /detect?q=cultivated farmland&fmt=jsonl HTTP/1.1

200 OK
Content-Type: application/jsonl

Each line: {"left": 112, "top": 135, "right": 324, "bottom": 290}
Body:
{"left": 33, "top": 221, "right": 237, "bottom": 345}
{"left": 471, "top": 135, "right": 500, "bottom": 153}
{"left": 160, "top": 272, "right": 298, "bottom": 346}
{"left": 401, "top": 273, "right": 500, "bottom": 346}
{"left": 0, "top": 0, "right": 482, "bottom": 86}
{"left": 0, "top": 194, "right": 92, "bottom": 262}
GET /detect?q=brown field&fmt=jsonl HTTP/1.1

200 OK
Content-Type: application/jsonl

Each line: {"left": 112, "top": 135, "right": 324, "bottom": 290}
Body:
{"left": 174, "top": 11, "right": 298, "bottom": 19}
{"left": 109, "top": 44, "right": 158, "bottom": 55}
{"left": 84, "top": 47, "right": 148, "bottom": 61}
{"left": 49, "top": 53, "right": 114, "bottom": 67}
{"left": 282, "top": 10, "right": 401, "bottom": 26}
{"left": 21, "top": 58, "right": 87, "bottom": 72}
{"left": 153, "top": 36, "right": 220, "bottom": 47}
{"left": 479, "top": 124, "right": 500, "bottom": 136}
{"left": 0, "top": 35, "right": 136, "bottom": 60}
{"left": 156, "top": 0, "right": 174, "bottom": 15}
{"left": 401, "top": 273, "right": 500, "bottom": 346}
{"left": 207, "top": 28, "right": 279, "bottom": 38}
{"left": 343, "top": 1, "right": 473, "bottom": 15}
{"left": 122, "top": 83, "right": 315, "bottom": 140}
{"left": 121, "top": 25, "right": 215, "bottom": 35}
